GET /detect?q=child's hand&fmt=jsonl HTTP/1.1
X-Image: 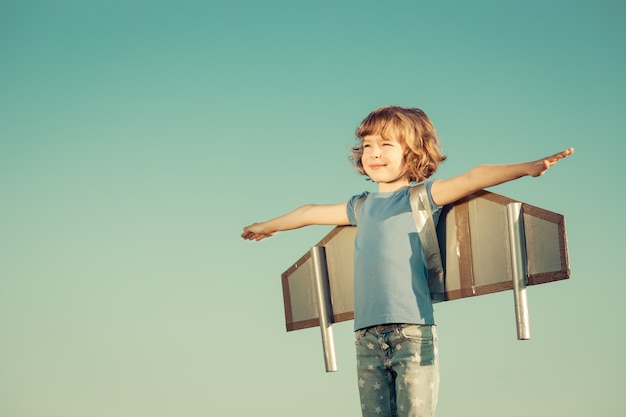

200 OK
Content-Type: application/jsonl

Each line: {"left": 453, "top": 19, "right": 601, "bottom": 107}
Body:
{"left": 241, "top": 222, "right": 275, "bottom": 241}
{"left": 528, "top": 147, "right": 574, "bottom": 177}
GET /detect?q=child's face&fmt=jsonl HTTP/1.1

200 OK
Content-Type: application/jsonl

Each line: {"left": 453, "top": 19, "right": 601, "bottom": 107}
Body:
{"left": 361, "top": 134, "right": 408, "bottom": 191}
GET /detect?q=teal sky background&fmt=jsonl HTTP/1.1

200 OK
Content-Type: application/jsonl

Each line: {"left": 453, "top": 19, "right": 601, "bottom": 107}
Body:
{"left": 1, "top": 1, "right": 624, "bottom": 416}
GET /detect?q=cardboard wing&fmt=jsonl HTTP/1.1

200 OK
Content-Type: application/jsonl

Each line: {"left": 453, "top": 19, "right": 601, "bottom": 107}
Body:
{"left": 281, "top": 190, "right": 569, "bottom": 332}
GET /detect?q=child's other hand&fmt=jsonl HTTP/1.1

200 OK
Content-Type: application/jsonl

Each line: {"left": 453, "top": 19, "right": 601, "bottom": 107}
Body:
{"left": 241, "top": 223, "right": 275, "bottom": 241}
{"left": 529, "top": 147, "right": 574, "bottom": 177}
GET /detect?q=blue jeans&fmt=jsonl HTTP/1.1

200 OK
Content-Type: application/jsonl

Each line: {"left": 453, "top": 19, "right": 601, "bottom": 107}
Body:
{"left": 355, "top": 324, "right": 439, "bottom": 417}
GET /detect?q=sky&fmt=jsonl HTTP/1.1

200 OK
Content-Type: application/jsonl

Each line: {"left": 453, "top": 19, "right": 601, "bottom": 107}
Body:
{"left": 1, "top": 1, "right": 624, "bottom": 416}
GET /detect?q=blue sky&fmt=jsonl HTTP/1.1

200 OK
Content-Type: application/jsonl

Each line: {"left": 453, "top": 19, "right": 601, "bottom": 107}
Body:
{"left": 1, "top": 1, "right": 624, "bottom": 416}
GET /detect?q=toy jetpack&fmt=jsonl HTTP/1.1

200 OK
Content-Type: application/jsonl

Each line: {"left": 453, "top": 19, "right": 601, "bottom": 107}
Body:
{"left": 281, "top": 185, "right": 570, "bottom": 371}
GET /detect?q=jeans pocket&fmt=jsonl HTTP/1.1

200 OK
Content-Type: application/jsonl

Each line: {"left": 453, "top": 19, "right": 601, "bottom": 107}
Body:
{"left": 401, "top": 325, "right": 436, "bottom": 366}
{"left": 401, "top": 324, "right": 433, "bottom": 343}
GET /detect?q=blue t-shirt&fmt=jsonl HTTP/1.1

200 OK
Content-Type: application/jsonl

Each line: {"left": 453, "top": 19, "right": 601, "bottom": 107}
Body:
{"left": 346, "top": 180, "right": 442, "bottom": 330}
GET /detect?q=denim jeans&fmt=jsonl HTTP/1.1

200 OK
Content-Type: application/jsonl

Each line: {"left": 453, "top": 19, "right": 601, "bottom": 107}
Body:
{"left": 355, "top": 324, "right": 439, "bottom": 417}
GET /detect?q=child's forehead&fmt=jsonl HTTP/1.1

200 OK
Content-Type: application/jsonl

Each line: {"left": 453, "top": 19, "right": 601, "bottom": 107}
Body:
{"left": 362, "top": 132, "right": 401, "bottom": 143}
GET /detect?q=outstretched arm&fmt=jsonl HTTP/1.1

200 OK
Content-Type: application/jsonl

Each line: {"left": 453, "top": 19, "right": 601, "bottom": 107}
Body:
{"left": 241, "top": 202, "right": 350, "bottom": 241}
{"left": 431, "top": 148, "right": 574, "bottom": 206}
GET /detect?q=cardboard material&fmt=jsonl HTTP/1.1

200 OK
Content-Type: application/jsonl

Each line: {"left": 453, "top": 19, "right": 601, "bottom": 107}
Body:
{"left": 281, "top": 190, "right": 569, "bottom": 332}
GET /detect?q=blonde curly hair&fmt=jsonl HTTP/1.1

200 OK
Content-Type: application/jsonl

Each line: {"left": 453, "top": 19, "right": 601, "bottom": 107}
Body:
{"left": 350, "top": 106, "right": 447, "bottom": 182}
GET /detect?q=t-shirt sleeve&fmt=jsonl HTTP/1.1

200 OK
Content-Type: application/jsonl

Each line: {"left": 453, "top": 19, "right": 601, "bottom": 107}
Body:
{"left": 424, "top": 179, "right": 443, "bottom": 222}
{"left": 346, "top": 192, "right": 368, "bottom": 226}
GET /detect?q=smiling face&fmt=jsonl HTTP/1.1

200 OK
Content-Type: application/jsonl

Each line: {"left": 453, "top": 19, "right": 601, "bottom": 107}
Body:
{"left": 361, "top": 134, "right": 409, "bottom": 192}
{"left": 351, "top": 107, "right": 447, "bottom": 187}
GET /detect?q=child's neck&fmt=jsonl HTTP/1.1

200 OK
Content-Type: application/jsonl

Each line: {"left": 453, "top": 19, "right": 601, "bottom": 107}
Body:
{"left": 377, "top": 178, "right": 410, "bottom": 193}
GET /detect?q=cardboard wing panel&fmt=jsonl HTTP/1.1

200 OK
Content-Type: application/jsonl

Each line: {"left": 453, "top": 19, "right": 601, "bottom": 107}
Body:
{"left": 281, "top": 227, "right": 356, "bottom": 331}
{"left": 282, "top": 190, "right": 570, "bottom": 331}
{"left": 439, "top": 190, "right": 570, "bottom": 300}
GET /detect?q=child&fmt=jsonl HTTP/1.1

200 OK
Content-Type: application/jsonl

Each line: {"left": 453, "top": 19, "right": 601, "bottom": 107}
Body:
{"left": 241, "top": 106, "right": 573, "bottom": 417}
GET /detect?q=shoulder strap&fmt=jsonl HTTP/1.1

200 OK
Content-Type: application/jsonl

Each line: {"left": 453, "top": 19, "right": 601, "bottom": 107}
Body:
{"left": 409, "top": 184, "right": 446, "bottom": 303}
{"left": 353, "top": 195, "right": 366, "bottom": 222}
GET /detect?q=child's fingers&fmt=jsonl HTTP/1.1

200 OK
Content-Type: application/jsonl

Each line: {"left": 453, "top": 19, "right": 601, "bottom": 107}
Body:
{"left": 241, "top": 228, "right": 274, "bottom": 241}
{"left": 241, "top": 228, "right": 257, "bottom": 240}
{"left": 555, "top": 147, "right": 574, "bottom": 160}
{"left": 534, "top": 148, "right": 573, "bottom": 176}
{"left": 546, "top": 148, "right": 574, "bottom": 165}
